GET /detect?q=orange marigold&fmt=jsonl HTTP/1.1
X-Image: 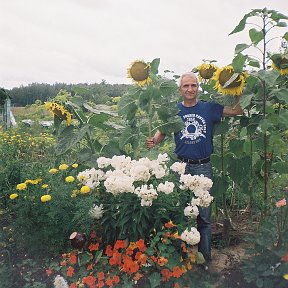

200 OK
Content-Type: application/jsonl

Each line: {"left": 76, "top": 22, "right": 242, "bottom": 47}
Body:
{"left": 88, "top": 243, "right": 99, "bottom": 252}
{"left": 114, "top": 240, "right": 127, "bottom": 250}
{"left": 105, "top": 245, "right": 113, "bottom": 257}
{"left": 83, "top": 275, "right": 96, "bottom": 286}
{"left": 67, "top": 266, "right": 75, "bottom": 277}
{"left": 97, "top": 271, "right": 105, "bottom": 280}
{"left": 135, "top": 239, "right": 147, "bottom": 252}
{"left": 69, "top": 254, "right": 77, "bottom": 264}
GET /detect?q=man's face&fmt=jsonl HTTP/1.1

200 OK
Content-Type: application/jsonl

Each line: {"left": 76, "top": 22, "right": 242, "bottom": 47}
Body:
{"left": 180, "top": 75, "right": 198, "bottom": 101}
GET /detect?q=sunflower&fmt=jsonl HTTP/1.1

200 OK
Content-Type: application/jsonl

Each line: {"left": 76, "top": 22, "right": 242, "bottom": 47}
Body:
{"left": 196, "top": 63, "right": 218, "bottom": 81}
{"left": 271, "top": 54, "right": 288, "bottom": 75}
{"left": 213, "top": 66, "right": 247, "bottom": 96}
{"left": 45, "top": 102, "right": 73, "bottom": 125}
{"left": 127, "top": 60, "right": 152, "bottom": 87}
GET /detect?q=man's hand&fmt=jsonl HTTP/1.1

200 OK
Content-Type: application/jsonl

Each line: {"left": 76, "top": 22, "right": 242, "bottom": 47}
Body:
{"left": 146, "top": 138, "right": 156, "bottom": 149}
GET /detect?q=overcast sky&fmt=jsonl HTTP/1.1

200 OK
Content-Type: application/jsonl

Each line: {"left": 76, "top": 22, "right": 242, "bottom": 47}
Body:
{"left": 0, "top": 0, "right": 287, "bottom": 89}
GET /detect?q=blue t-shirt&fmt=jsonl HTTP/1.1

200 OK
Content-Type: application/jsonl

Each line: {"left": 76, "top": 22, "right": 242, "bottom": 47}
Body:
{"left": 174, "top": 101, "right": 224, "bottom": 160}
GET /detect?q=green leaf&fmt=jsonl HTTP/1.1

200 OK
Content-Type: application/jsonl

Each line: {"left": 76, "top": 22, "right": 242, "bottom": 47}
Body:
{"left": 249, "top": 28, "right": 264, "bottom": 45}
{"left": 248, "top": 59, "right": 260, "bottom": 68}
{"left": 55, "top": 124, "right": 91, "bottom": 155}
{"left": 256, "top": 70, "right": 279, "bottom": 86}
{"left": 235, "top": 43, "right": 250, "bottom": 54}
{"left": 232, "top": 53, "right": 247, "bottom": 73}
{"left": 283, "top": 32, "right": 288, "bottom": 41}
{"left": 73, "top": 86, "right": 93, "bottom": 96}
{"left": 157, "top": 116, "right": 184, "bottom": 134}
{"left": 229, "top": 13, "right": 249, "bottom": 35}
{"left": 272, "top": 162, "right": 288, "bottom": 173}
{"left": 240, "top": 93, "right": 253, "bottom": 109}
{"left": 83, "top": 103, "right": 117, "bottom": 116}
{"left": 279, "top": 110, "right": 288, "bottom": 128}
{"left": 159, "top": 80, "right": 178, "bottom": 96}
{"left": 150, "top": 58, "right": 160, "bottom": 74}
{"left": 276, "top": 21, "right": 287, "bottom": 27}
{"left": 270, "top": 10, "right": 288, "bottom": 21}
{"left": 214, "top": 119, "right": 230, "bottom": 135}
{"left": 87, "top": 113, "right": 109, "bottom": 127}
{"left": 149, "top": 272, "right": 162, "bottom": 288}
{"left": 118, "top": 94, "right": 138, "bottom": 120}
{"left": 272, "top": 88, "right": 288, "bottom": 103}
{"left": 259, "top": 118, "right": 273, "bottom": 132}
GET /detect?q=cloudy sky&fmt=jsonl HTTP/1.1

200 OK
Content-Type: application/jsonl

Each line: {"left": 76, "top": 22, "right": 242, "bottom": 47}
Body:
{"left": 0, "top": 0, "right": 287, "bottom": 89}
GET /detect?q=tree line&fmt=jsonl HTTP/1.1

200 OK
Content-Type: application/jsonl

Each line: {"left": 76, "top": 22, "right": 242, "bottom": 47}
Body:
{"left": 6, "top": 81, "right": 130, "bottom": 106}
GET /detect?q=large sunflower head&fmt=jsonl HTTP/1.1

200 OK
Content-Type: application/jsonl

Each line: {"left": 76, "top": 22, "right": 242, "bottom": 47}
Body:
{"left": 44, "top": 102, "right": 73, "bottom": 126}
{"left": 271, "top": 54, "right": 288, "bottom": 75}
{"left": 196, "top": 63, "right": 218, "bottom": 81}
{"left": 127, "top": 60, "right": 152, "bottom": 87}
{"left": 213, "top": 66, "right": 247, "bottom": 96}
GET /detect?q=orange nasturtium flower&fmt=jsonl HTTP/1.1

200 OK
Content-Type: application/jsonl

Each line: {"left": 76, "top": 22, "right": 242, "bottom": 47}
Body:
{"left": 66, "top": 266, "right": 75, "bottom": 277}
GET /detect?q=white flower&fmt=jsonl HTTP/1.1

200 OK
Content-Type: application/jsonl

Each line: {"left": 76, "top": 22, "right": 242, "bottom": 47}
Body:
{"left": 179, "top": 174, "right": 213, "bottom": 192}
{"left": 157, "top": 181, "right": 175, "bottom": 194}
{"left": 54, "top": 275, "right": 69, "bottom": 288}
{"left": 110, "top": 155, "right": 132, "bottom": 172}
{"left": 140, "top": 199, "right": 153, "bottom": 206}
{"left": 97, "top": 157, "right": 111, "bottom": 168}
{"left": 150, "top": 162, "right": 167, "bottom": 179}
{"left": 130, "top": 164, "right": 151, "bottom": 182}
{"left": 104, "top": 175, "right": 134, "bottom": 195}
{"left": 77, "top": 168, "right": 105, "bottom": 188}
{"left": 191, "top": 197, "right": 201, "bottom": 206}
{"left": 89, "top": 204, "right": 104, "bottom": 219}
{"left": 135, "top": 184, "right": 158, "bottom": 204}
{"left": 157, "top": 153, "right": 169, "bottom": 163}
{"left": 180, "top": 227, "right": 201, "bottom": 246}
{"left": 184, "top": 204, "right": 199, "bottom": 218}
{"left": 170, "top": 162, "right": 186, "bottom": 175}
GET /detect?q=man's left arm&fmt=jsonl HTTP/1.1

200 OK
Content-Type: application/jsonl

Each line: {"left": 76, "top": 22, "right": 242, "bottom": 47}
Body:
{"left": 222, "top": 96, "right": 243, "bottom": 117}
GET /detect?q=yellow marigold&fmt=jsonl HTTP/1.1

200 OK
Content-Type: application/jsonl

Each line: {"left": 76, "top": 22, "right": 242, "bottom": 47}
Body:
{"left": 213, "top": 66, "right": 247, "bottom": 96}
{"left": 16, "top": 183, "right": 27, "bottom": 190}
{"left": 196, "top": 63, "right": 218, "bottom": 81}
{"left": 49, "top": 168, "right": 58, "bottom": 174}
{"left": 71, "top": 193, "right": 77, "bottom": 198}
{"left": 42, "top": 184, "right": 49, "bottom": 189}
{"left": 65, "top": 176, "right": 75, "bottom": 183}
{"left": 9, "top": 193, "right": 18, "bottom": 200}
{"left": 44, "top": 102, "right": 73, "bottom": 126}
{"left": 59, "top": 164, "right": 69, "bottom": 170}
{"left": 41, "top": 195, "right": 52, "bottom": 202}
{"left": 127, "top": 60, "right": 152, "bottom": 87}
{"left": 25, "top": 178, "right": 42, "bottom": 185}
{"left": 283, "top": 274, "right": 288, "bottom": 280}
{"left": 80, "top": 186, "right": 90, "bottom": 194}
{"left": 71, "top": 163, "right": 78, "bottom": 168}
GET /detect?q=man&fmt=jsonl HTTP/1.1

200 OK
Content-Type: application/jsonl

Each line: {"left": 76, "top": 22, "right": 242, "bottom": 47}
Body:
{"left": 146, "top": 72, "right": 243, "bottom": 268}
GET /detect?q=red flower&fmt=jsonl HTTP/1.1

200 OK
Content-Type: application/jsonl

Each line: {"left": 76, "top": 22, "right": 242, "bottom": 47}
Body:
{"left": 161, "top": 268, "right": 172, "bottom": 281}
{"left": 281, "top": 254, "right": 288, "bottom": 262}
{"left": 90, "top": 231, "right": 97, "bottom": 238}
{"left": 97, "top": 271, "right": 105, "bottom": 280}
{"left": 112, "top": 275, "right": 120, "bottom": 284}
{"left": 276, "top": 198, "right": 287, "bottom": 208}
{"left": 165, "top": 220, "right": 176, "bottom": 228}
{"left": 69, "top": 283, "right": 77, "bottom": 288}
{"left": 114, "top": 240, "right": 127, "bottom": 250}
{"left": 45, "top": 268, "right": 53, "bottom": 276}
{"left": 105, "top": 245, "right": 113, "bottom": 257}
{"left": 105, "top": 277, "right": 114, "bottom": 287}
{"left": 88, "top": 243, "right": 99, "bottom": 252}
{"left": 69, "top": 254, "right": 77, "bottom": 264}
{"left": 60, "top": 260, "right": 67, "bottom": 266}
{"left": 83, "top": 275, "right": 96, "bottom": 286}
{"left": 67, "top": 266, "right": 75, "bottom": 277}
{"left": 97, "top": 280, "right": 105, "bottom": 288}
{"left": 172, "top": 266, "right": 183, "bottom": 278}
{"left": 87, "top": 263, "right": 93, "bottom": 270}
{"left": 135, "top": 252, "right": 147, "bottom": 265}
{"left": 135, "top": 239, "right": 147, "bottom": 252}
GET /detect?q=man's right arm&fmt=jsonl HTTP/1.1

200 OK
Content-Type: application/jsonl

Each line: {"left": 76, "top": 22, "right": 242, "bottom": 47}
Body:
{"left": 146, "top": 130, "right": 166, "bottom": 148}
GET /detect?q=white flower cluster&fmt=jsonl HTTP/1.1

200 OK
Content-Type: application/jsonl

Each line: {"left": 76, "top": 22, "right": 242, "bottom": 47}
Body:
{"left": 54, "top": 275, "right": 69, "bottom": 288}
{"left": 134, "top": 184, "right": 158, "bottom": 206}
{"left": 170, "top": 161, "right": 186, "bottom": 175}
{"left": 77, "top": 168, "right": 105, "bottom": 188}
{"left": 180, "top": 227, "right": 201, "bottom": 246}
{"left": 157, "top": 181, "right": 175, "bottom": 194}
{"left": 104, "top": 175, "right": 134, "bottom": 195}
{"left": 180, "top": 174, "right": 213, "bottom": 192}
{"left": 89, "top": 204, "right": 104, "bottom": 219}
{"left": 184, "top": 204, "right": 199, "bottom": 218}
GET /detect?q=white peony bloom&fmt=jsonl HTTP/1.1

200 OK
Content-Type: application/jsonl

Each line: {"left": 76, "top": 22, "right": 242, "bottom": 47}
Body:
{"left": 157, "top": 153, "right": 169, "bottom": 164}
{"left": 110, "top": 155, "right": 132, "bottom": 172}
{"left": 170, "top": 162, "right": 186, "bottom": 175}
{"left": 157, "top": 181, "right": 175, "bottom": 194}
{"left": 54, "top": 275, "right": 69, "bottom": 288}
{"left": 130, "top": 164, "right": 151, "bottom": 182}
{"left": 135, "top": 184, "right": 158, "bottom": 203}
{"left": 89, "top": 204, "right": 104, "bottom": 219}
{"left": 191, "top": 197, "right": 201, "bottom": 207}
{"left": 140, "top": 199, "right": 153, "bottom": 206}
{"left": 184, "top": 204, "right": 199, "bottom": 218}
{"left": 77, "top": 168, "right": 105, "bottom": 188}
{"left": 150, "top": 162, "right": 167, "bottom": 179}
{"left": 97, "top": 157, "right": 111, "bottom": 168}
{"left": 104, "top": 175, "right": 134, "bottom": 195}
{"left": 180, "top": 227, "right": 201, "bottom": 246}
{"left": 179, "top": 174, "right": 213, "bottom": 192}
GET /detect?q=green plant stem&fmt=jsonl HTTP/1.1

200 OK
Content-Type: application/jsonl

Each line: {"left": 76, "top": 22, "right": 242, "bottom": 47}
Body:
{"left": 148, "top": 98, "right": 153, "bottom": 138}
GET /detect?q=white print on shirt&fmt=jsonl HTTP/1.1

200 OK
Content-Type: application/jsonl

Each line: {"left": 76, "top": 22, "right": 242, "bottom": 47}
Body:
{"left": 180, "top": 113, "right": 207, "bottom": 142}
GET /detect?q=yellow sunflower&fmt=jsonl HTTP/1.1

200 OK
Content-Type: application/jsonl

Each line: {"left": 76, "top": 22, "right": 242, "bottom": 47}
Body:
{"left": 44, "top": 102, "right": 73, "bottom": 125}
{"left": 127, "top": 60, "right": 152, "bottom": 87}
{"left": 213, "top": 66, "right": 247, "bottom": 96}
{"left": 271, "top": 56, "right": 288, "bottom": 75}
{"left": 196, "top": 63, "right": 218, "bottom": 81}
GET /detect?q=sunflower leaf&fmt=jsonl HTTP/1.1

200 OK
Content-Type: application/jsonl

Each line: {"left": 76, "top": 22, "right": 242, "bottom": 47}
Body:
{"left": 150, "top": 58, "right": 160, "bottom": 74}
{"left": 248, "top": 59, "right": 260, "bottom": 68}
{"left": 249, "top": 28, "right": 264, "bottom": 45}
{"left": 235, "top": 43, "right": 250, "bottom": 54}
{"left": 272, "top": 88, "right": 288, "bottom": 103}
{"left": 270, "top": 10, "right": 288, "bottom": 21}
{"left": 229, "top": 13, "right": 250, "bottom": 35}
{"left": 232, "top": 53, "right": 247, "bottom": 73}
{"left": 283, "top": 32, "right": 288, "bottom": 41}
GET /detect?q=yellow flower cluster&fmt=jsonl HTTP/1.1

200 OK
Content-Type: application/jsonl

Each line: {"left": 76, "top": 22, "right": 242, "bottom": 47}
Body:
{"left": 44, "top": 102, "right": 73, "bottom": 126}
